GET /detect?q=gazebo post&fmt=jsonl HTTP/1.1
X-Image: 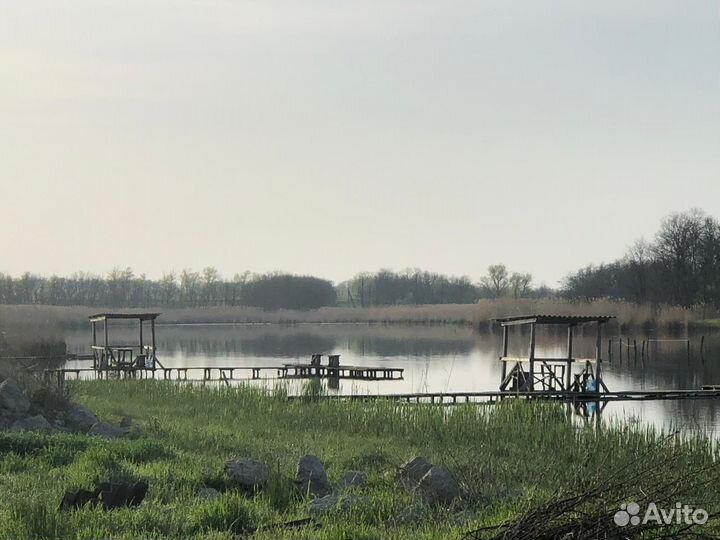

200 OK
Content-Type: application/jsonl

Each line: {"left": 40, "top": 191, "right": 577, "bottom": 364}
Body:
{"left": 91, "top": 321, "right": 97, "bottom": 369}
{"left": 139, "top": 319, "right": 144, "bottom": 354}
{"left": 566, "top": 325, "right": 573, "bottom": 390}
{"left": 151, "top": 318, "right": 156, "bottom": 362}
{"left": 103, "top": 317, "right": 109, "bottom": 372}
{"left": 501, "top": 325, "right": 509, "bottom": 382}
{"left": 528, "top": 323, "right": 536, "bottom": 390}
{"left": 595, "top": 321, "right": 603, "bottom": 391}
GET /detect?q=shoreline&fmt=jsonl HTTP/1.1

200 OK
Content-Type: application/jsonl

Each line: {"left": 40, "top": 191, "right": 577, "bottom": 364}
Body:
{"left": 0, "top": 300, "right": 706, "bottom": 332}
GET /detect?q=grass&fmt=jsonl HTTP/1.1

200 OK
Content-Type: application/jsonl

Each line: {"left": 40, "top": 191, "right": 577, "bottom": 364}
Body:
{"left": 0, "top": 299, "right": 701, "bottom": 331}
{"left": 0, "top": 381, "right": 719, "bottom": 539}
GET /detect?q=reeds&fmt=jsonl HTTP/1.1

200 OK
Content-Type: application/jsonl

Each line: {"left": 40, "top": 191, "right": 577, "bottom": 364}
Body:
{"left": 0, "top": 299, "right": 700, "bottom": 330}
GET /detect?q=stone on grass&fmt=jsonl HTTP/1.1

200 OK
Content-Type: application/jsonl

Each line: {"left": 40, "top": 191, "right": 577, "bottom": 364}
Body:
{"left": 339, "top": 470, "right": 367, "bottom": 490}
{"left": 309, "top": 493, "right": 361, "bottom": 515}
{"left": 120, "top": 416, "right": 133, "bottom": 429}
{"left": 89, "top": 421, "right": 126, "bottom": 439}
{"left": 60, "top": 481, "right": 148, "bottom": 511}
{"left": 224, "top": 458, "right": 269, "bottom": 491}
{"left": 295, "top": 455, "right": 331, "bottom": 498}
{"left": 97, "top": 480, "right": 149, "bottom": 509}
{"left": 11, "top": 414, "right": 54, "bottom": 433}
{"left": 60, "top": 489, "right": 97, "bottom": 510}
{"left": 398, "top": 456, "right": 433, "bottom": 491}
{"left": 416, "top": 465, "right": 461, "bottom": 506}
{"left": 66, "top": 403, "right": 98, "bottom": 432}
{"left": 0, "top": 379, "right": 30, "bottom": 413}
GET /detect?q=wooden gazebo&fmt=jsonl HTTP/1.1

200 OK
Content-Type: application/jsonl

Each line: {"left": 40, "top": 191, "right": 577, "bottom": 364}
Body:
{"left": 493, "top": 314, "right": 614, "bottom": 393}
{"left": 89, "top": 313, "right": 161, "bottom": 372}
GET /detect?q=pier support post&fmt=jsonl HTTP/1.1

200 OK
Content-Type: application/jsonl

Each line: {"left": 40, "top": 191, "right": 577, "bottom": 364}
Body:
{"left": 566, "top": 325, "right": 573, "bottom": 391}
{"left": 595, "top": 322, "right": 605, "bottom": 392}
{"left": 91, "top": 321, "right": 97, "bottom": 369}
{"left": 528, "top": 323, "right": 536, "bottom": 391}
{"left": 501, "top": 326, "right": 509, "bottom": 382}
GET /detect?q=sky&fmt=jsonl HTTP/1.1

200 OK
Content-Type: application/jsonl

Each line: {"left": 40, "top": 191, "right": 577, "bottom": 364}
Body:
{"left": 0, "top": 1, "right": 718, "bottom": 287}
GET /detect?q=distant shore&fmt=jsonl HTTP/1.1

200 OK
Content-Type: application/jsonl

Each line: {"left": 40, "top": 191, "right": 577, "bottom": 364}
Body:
{"left": 0, "top": 299, "right": 701, "bottom": 333}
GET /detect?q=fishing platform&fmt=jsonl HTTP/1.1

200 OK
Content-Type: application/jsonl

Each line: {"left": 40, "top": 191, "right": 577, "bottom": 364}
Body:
{"left": 495, "top": 314, "right": 614, "bottom": 393}
{"left": 33, "top": 314, "right": 404, "bottom": 384}
{"left": 89, "top": 312, "right": 162, "bottom": 371}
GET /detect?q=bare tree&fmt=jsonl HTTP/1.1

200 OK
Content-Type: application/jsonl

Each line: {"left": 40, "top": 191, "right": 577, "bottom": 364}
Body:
{"left": 509, "top": 272, "right": 532, "bottom": 298}
{"left": 481, "top": 264, "right": 509, "bottom": 298}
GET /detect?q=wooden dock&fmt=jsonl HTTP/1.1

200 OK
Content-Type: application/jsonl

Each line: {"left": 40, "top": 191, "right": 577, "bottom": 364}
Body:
{"left": 30, "top": 363, "right": 404, "bottom": 384}
{"left": 287, "top": 389, "right": 720, "bottom": 404}
{"left": 280, "top": 363, "right": 403, "bottom": 381}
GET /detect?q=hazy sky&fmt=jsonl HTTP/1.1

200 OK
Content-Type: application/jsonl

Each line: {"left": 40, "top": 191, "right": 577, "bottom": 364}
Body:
{"left": 1, "top": 1, "right": 718, "bottom": 286}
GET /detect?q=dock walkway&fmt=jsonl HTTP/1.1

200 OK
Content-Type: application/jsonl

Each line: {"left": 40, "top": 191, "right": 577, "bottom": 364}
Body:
{"left": 32, "top": 363, "right": 404, "bottom": 383}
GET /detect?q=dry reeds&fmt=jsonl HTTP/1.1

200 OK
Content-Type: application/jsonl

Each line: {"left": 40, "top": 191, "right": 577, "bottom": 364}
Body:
{"left": 0, "top": 299, "right": 698, "bottom": 330}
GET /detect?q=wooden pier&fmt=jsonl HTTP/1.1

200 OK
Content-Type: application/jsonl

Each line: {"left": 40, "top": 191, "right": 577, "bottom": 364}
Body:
{"left": 31, "top": 361, "right": 404, "bottom": 384}
{"left": 494, "top": 314, "right": 614, "bottom": 393}
{"left": 26, "top": 314, "right": 405, "bottom": 384}
{"left": 287, "top": 389, "right": 720, "bottom": 404}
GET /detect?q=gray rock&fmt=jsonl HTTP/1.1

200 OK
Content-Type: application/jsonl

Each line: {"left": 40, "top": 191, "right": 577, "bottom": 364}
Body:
{"left": 309, "top": 493, "right": 361, "bottom": 515}
{"left": 0, "top": 379, "right": 30, "bottom": 413}
{"left": 198, "top": 487, "right": 221, "bottom": 500}
{"left": 295, "top": 455, "right": 332, "bottom": 498}
{"left": 11, "top": 414, "right": 54, "bottom": 433}
{"left": 89, "top": 421, "right": 126, "bottom": 439}
{"left": 119, "top": 416, "right": 132, "bottom": 429}
{"left": 416, "top": 465, "right": 461, "bottom": 506}
{"left": 398, "top": 456, "right": 433, "bottom": 491}
{"left": 66, "top": 403, "right": 98, "bottom": 432}
{"left": 224, "top": 458, "right": 269, "bottom": 491}
{"left": 339, "top": 470, "right": 367, "bottom": 490}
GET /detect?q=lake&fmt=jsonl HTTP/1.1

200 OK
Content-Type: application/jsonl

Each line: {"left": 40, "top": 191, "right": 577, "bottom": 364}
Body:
{"left": 62, "top": 322, "right": 720, "bottom": 434}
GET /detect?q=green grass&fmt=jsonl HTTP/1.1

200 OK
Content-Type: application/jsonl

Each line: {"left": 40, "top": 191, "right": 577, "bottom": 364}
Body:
{"left": 0, "top": 381, "right": 719, "bottom": 539}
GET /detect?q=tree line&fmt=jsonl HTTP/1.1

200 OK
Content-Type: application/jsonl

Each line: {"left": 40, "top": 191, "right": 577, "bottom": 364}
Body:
{"left": 0, "top": 270, "right": 336, "bottom": 310}
{"left": 0, "top": 266, "right": 540, "bottom": 310}
{"left": 563, "top": 209, "right": 720, "bottom": 309}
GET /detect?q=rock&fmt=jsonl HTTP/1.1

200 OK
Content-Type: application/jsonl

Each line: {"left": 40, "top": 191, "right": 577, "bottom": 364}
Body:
{"left": 198, "top": 487, "right": 221, "bottom": 500}
{"left": 89, "top": 421, "right": 126, "bottom": 439}
{"left": 60, "top": 489, "right": 97, "bottom": 510}
{"left": 309, "top": 493, "right": 361, "bottom": 515}
{"left": 224, "top": 458, "right": 269, "bottom": 491}
{"left": 339, "top": 470, "right": 367, "bottom": 490}
{"left": 119, "top": 416, "right": 132, "bottom": 429}
{"left": 0, "top": 379, "right": 30, "bottom": 413}
{"left": 66, "top": 403, "right": 98, "bottom": 432}
{"left": 97, "top": 481, "right": 148, "bottom": 509}
{"left": 59, "top": 481, "right": 148, "bottom": 511}
{"left": 11, "top": 414, "right": 54, "bottom": 433}
{"left": 416, "top": 465, "right": 461, "bottom": 506}
{"left": 398, "top": 456, "right": 433, "bottom": 491}
{"left": 295, "top": 455, "right": 331, "bottom": 498}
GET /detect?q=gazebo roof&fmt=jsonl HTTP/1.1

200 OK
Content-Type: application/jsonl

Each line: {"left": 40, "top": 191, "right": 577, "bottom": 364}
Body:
{"left": 492, "top": 314, "right": 615, "bottom": 327}
{"left": 89, "top": 312, "right": 161, "bottom": 323}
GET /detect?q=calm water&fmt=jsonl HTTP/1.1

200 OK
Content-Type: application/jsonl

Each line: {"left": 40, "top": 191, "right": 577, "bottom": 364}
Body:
{"left": 62, "top": 323, "right": 720, "bottom": 434}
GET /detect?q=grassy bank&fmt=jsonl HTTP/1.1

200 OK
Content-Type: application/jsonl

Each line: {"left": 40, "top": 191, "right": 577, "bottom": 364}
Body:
{"left": 0, "top": 299, "right": 699, "bottom": 331}
{"left": 0, "top": 381, "right": 719, "bottom": 539}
